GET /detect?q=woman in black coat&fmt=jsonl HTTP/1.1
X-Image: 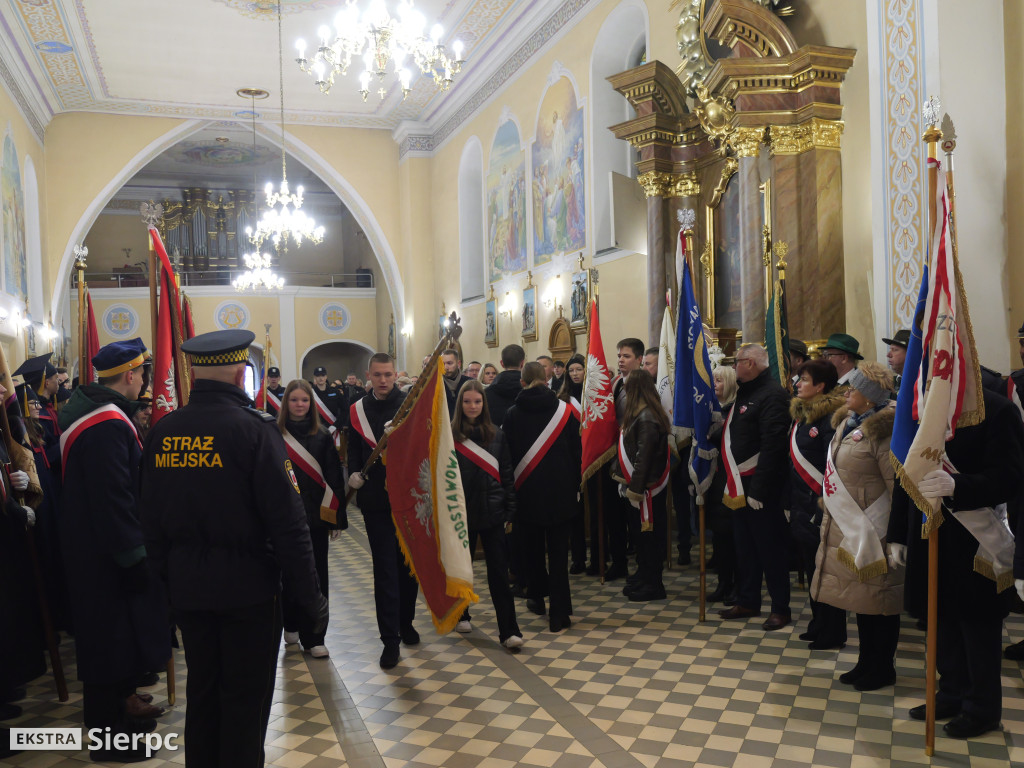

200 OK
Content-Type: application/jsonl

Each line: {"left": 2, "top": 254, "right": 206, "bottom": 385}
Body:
{"left": 452, "top": 379, "right": 523, "bottom": 650}
{"left": 278, "top": 379, "right": 345, "bottom": 658}
{"left": 503, "top": 362, "right": 581, "bottom": 632}
{"left": 557, "top": 354, "right": 587, "bottom": 572}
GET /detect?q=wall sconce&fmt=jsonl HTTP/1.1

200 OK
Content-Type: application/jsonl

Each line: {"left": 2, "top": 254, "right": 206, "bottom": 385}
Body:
{"left": 499, "top": 292, "right": 514, "bottom": 321}
{"left": 401, "top": 322, "right": 412, "bottom": 337}
{"left": 17, "top": 313, "right": 30, "bottom": 329}
{"left": 0, "top": 307, "right": 9, "bottom": 321}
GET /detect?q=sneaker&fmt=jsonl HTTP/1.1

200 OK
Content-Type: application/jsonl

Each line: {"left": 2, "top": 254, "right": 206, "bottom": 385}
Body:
{"left": 283, "top": 631, "right": 300, "bottom": 644}
{"left": 502, "top": 635, "right": 524, "bottom": 651}
{"left": 309, "top": 645, "right": 330, "bottom": 658}
{"left": 456, "top": 620, "right": 472, "bottom": 634}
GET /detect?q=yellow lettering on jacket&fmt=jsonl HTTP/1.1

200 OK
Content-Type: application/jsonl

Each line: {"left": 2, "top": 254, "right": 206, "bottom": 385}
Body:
{"left": 152, "top": 450, "right": 223, "bottom": 469}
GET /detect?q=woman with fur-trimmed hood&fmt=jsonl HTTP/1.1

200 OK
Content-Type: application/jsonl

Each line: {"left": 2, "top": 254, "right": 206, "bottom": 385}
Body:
{"left": 812, "top": 361, "right": 903, "bottom": 692}
{"left": 788, "top": 359, "right": 846, "bottom": 650}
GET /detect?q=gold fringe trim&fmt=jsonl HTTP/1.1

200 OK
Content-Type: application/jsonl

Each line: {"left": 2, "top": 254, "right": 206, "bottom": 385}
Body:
{"left": 949, "top": 224, "right": 985, "bottom": 428}
{"left": 890, "top": 453, "right": 944, "bottom": 537}
{"left": 580, "top": 445, "right": 616, "bottom": 486}
{"left": 973, "top": 556, "right": 1015, "bottom": 593}
{"left": 836, "top": 547, "right": 889, "bottom": 582}
{"left": 319, "top": 505, "right": 337, "bottom": 525}
{"left": 721, "top": 493, "right": 746, "bottom": 510}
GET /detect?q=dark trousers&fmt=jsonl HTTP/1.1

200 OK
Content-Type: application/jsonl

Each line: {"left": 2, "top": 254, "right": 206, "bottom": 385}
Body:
{"left": 586, "top": 473, "right": 626, "bottom": 568}
{"left": 733, "top": 505, "right": 790, "bottom": 614}
{"left": 524, "top": 520, "right": 572, "bottom": 625}
{"left": 82, "top": 676, "right": 135, "bottom": 732}
{"left": 855, "top": 613, "right": 899, "bottom": 675}
{"left": 282, "top": 525, "right": 329, "bottom": 648}
{"left": 936, "top": 611, "right": 1003, "bottom": 721}
{"left": 176, "top": 597, "right": 282, "bottom": 768}
{"left": 363, "top": 509, "right": 418, "bottom": 648}
{"left": 710, "top": 504, "right": 736, "bottom": 587}
{"left": 807, "top": 600, "right": 848, "bottom": 645}
{"left": 569, "top": 498, "right": 587, "bottom": 568}
{"left": 671, "top": 468, "right": 692, "bottom": 559}
{"left": 465, "top": 526, "right": 521, "bottom": 642}
{"left": 635, "top": 493, "right": 668, "bottom": 587}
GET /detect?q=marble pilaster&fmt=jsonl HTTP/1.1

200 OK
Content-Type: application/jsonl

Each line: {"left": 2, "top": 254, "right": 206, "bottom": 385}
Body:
{"left": 647, "top": 195, "right": 666, "bottom": 347}
{"left": 737, "top": 155, "right": 765, "bottom": 344}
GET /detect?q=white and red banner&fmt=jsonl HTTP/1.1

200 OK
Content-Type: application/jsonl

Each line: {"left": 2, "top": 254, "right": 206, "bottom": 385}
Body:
{"left": 386, "top": 365, "right": 478, "bottom": 634}
{"left": 580, "top": 298, "right": 617, "bottom": 483}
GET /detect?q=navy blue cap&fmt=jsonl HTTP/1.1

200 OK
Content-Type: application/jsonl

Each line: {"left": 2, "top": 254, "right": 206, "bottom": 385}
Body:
{"left": 180, "top": 329, "right": 254, "bottom": 366}
{"left": 92, "top": 338, "right": 149, "bottom": 378}
{"left": 314, "top": 366, "right": 327, "bottom": 376}
{"left": 13, "top": 352, "right": 56, "bottom": 388}
{"left": 268, "top": 367, "right": 281, "bottom": 377}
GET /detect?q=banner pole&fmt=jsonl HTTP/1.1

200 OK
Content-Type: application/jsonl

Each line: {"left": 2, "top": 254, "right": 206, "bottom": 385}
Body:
{"left": 74, "top": 246, "right": 87, "bottom": 381}
{"left": 263, "top": 324, "right": 272, "bottom": 413}
{"left": 698, "top": 503, "right": 707, "bottom": 622}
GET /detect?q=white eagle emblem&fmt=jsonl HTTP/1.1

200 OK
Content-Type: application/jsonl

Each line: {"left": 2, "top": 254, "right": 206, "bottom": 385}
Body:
{"left": 582, "top": 354, "right": 613, "bottom": 425}
{"left": 154, "top": 364, "right": 177, "bottom": 412}
{"left": 409, "top": 458, "right": 435, "bottom": 537}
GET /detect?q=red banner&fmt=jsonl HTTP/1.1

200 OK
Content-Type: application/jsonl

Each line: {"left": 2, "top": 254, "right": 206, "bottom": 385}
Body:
{"left": 580, "top": 298, "right": 618, "bottom": 482}
{"left": 83, "top": 291, "right": 100, "bottom": 384}
{"left": 148, "top": 228, "right": 186, "bottom": 427}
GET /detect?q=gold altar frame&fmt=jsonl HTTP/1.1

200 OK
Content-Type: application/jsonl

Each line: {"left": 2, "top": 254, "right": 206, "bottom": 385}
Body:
{"left": 701, "top": 157, "right": 739, "bottom": 328}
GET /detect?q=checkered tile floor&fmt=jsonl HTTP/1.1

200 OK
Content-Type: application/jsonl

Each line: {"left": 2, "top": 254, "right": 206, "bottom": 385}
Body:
{"left": 5, "top": 508, "right": 1024, "bottom": 767}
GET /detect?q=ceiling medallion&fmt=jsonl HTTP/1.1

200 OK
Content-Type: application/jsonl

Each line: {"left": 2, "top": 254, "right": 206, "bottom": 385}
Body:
{"left": 214, "top": 1, "right": 342, "bottom": 20}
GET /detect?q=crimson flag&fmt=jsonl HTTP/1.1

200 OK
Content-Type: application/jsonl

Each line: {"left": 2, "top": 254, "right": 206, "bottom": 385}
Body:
{"left": 148, "top": 228, "right": 186, "bottom": 426}
{"left": 82, "top": 291, "right": 100, "bottom": 384}
{"left": 580, "top": 298, "right": 617, "bottom": 483}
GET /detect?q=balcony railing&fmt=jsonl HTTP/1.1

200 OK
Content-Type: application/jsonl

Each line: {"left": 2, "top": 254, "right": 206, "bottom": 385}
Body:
{"left": 71, "top": 269, "right": 374, "bottom": 290}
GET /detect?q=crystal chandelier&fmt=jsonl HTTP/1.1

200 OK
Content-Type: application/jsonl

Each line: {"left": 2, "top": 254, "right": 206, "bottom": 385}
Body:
{"left": 295, "top": 0, "right": 465, "bottom": 101}
{"left": 234, "top": 251, "right": 285, "bottom": 293}
{"left": 248, "top": 3, "right": 325, "bottom": 252}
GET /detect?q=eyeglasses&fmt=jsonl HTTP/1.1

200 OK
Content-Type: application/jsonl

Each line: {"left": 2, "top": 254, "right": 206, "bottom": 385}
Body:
{"left": 820, "top": 352, "right": 842, "bottom": 360}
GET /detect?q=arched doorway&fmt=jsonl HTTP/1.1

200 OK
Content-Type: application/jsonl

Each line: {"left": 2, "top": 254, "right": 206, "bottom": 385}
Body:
{"left": 299, "top": 340, "right": 375, "bottom": 384}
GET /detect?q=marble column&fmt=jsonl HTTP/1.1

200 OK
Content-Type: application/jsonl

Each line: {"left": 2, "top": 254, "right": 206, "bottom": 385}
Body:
{"left": 647, "top": 194, "right": 666, "bottom": 347}
{"left": 737, "top": 154, "right": 765, "bottom": 345}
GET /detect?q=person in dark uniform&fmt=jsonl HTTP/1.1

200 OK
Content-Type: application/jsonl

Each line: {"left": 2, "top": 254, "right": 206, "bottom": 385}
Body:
{"left": 888, "top": 386, "right": 1024, "bottom": 738}
{"left": 58, "top": 338, "right": 170, "bottom": 763}
{"left": 346, "top": 352, "right": 419, "bottom": 669}
{"left": 140, "top": 330, "right": 327, "bottom": 768}
{"left": 15, "top": 353, "right": 62, "bottom": 475}
{"left": 441, "top": 348, "right": 472, "bottom": 415}
{"left": 311, "top": 365, "right": 346, "bottom": 422}
{"left": 264, "top": 366, "right": 285, "bottom": 415}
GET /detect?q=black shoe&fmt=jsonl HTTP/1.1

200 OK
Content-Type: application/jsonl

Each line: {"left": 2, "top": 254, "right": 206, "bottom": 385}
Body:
{"left": 676, "top": 552, "right": 691, "bottom": 566}
{"left": 0, "top": 703, "right": 23, "bottom": 721}
{"left": 942, "top": 712, "right": 1002, "bottom": 739}
{"left": 510, "top": 584, "right": 527, "bottom": 598}
{"left": 723, "top": 591, "right": 738, "bottom": 607}
{"left": 569, "top": 562, "right": 586, "bottom": 575}
{"left": 915, "top": 617, "right": 927, "bottom": 631}
{"left": 90, "top": 746, "right": 153, "bottom": 763}
{"left": 136, "top": 672, "right": 159, "bottom": 687}
{"left": 526, "top": 598, "right": 546, "bottom": 616}
{"left": 400, "top": 626, "right": 420, "bottom": 646}
{"left": 379, "top": 645, "right": 400, "bottom": 670}
{"left": 799, "top": 631, "right": 815, "bottom": 641}
{"left": 707, "top": 583, "right": 734, "bottom": 603}
{"left": 854, "top": 670, "right": 896, "bottom": 692}
{"left": 909, "top": 701, "right": 960, "bottom": 721}
{"left": 1004, "top": 639, "right": 1024, "bottom": 661}
{"left": 625, "top": 571, "right": 643, "bottom": 586}
{"left": 808, "top": 639, "right": 846, "bottom": 651}
{"left": 628, "top": 584, "right": 666, "bottom": 602}
{"left": 838, "top": 665, "right": 864, "bottom": 685}
{"left": 126, "top": 718, "right": 157, "bottom": 734}
{"left": 549, "top": 616, "right": 571, "bottom": 632}
{"left": 603, "top": 564, "right": 627, "bottom": 581}
{"left": 585, "top": 563, "right": 601, "bottom": 576}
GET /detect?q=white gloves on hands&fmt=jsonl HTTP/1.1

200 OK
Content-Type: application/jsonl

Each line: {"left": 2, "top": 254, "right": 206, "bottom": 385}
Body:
{"left": 919, "top": 468, "right": 955, "bottom": 499}
{"left": 347, "top": 472, "right": 366, "bottom": 490}
{"left": 887, "top": 542, "right": 907, "bottom": 569}
{"left": 21, "top": 505, "right": 35, "bottom": 527}
{"left": 747, "top": 497, "right": 763, "bottom": 510}
{"left": 329, "top": 529, "right": 342, "bottom": 541}
{"left": 383, "top": 420, "right": 395, "bottom": 437}
{"left": 1017, "top": 578, "right": 1024, "bottom": 603}
{"left": 10, "top": 470, "right": 29, "bottom": 491}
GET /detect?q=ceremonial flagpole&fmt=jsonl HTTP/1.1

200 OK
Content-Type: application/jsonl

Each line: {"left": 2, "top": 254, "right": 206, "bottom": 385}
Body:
{"left": 263, "top": 324, "right": 272, "bottom": 413}
{"left": 684, "top": 219, "right": 707, "bottom": 623}
{"left": 74, "top": 245, "right": 87, "bottom": 381}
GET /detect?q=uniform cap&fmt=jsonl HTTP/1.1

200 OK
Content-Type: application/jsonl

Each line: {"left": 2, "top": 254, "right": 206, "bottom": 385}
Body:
{"left": 821, "top": 332, "right": 863, "bottom": 360}
{"left": 180, "top": 329, "right": 254, "bottom": 366}
{"left": 881, "top": 329, "right": 911, "bottom": 348}
{"left": 314, "top": 366, "right": 327, "bottom": 376}
{"left": 267, "top": 366, "right": 281, "bottom": 377}
{"left": 92, "top": 338, "right": 149, "bottom": 378}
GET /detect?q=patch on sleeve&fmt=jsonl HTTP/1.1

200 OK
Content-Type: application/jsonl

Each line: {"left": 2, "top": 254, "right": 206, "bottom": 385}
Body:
{"left": 284, "top": 459, "right": 301, "bottom": 493}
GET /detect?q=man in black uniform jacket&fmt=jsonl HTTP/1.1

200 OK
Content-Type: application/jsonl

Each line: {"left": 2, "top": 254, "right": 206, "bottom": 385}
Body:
{"left": 264, "top": 366, "right": 285, "bottom": 415}
{"left": 347, "top": 352, "right": 419, "bottom": 669}
{"left": 486, "top": 344, "right": 525, "bottom": 427}
{"left": 140, "top": 330, "right": 327, "bottom": 768}
{"left": 888, "top": 386, "right": 1024, "bottom": 738}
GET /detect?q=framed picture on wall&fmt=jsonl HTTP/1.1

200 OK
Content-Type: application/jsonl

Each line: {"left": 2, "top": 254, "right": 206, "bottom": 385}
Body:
{"left": 387, "top": 313, "right": 396, "bottom": 359}
{"left": 569, "top": 269, "right": 591, "bottom": 333}
{"left": 522, "top": 285, "right": 537, "bottom": 342}
{"left": 484, "top": 293, "right": 498, "bottom": 348}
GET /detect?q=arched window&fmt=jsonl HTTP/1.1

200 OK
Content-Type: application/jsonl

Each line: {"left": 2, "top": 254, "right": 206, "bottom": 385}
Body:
{"left": 23, "top": 155, "right": 43, "bottom": 318}
{"left": 458, "top": 137, "right": 485, "bottom": 302}
{"left": 590, "top": 1, "right": 649, "bottom": 255}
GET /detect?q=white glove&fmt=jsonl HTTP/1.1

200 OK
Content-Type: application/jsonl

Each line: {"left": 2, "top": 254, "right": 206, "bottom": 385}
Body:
{"left": 22, "top": 505, "right": 35, "bottom": 527}
{"left": 887, "top": 542, "right": 907, "bottom": 569}
{"left": 329, "top": 529, "right": 342, "bottom": 541}
{"left": 625, "top": 490, "right": 643, "bottom": 510}
{"left": 747, "top": 497, "right": 763, "bottom": 510}
{"left": 919, "top": 468, "right": 954, "bottom": 499}
{"left": 1017, "top": 578, "right": 1024, "bottom": 603}
{"left": 383, "top": 419, "right": 395, "bottom": 437}
{"left": 328, "top": 425, "right": 337, "bottom": 434}
{"left": 10, "top": 470, "right": 29, "bottom": 491}
{"left": 347, "top": 472, "right": 365, "bottom": 490}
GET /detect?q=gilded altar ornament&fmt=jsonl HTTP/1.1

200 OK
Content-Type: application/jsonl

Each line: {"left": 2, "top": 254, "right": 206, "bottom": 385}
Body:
{"left": 693, "top": 82, "right": 736, "bottom": 144}
{"left": 731, "top": 126, "right": 765, "bottom": 158}
{"left": 762, "top": 224, "right": 772, "bottom": 267}
{"left": 638, "top": 171, "right": 700, "bottom": 199}
{"left": 708, "top": 157, "right": 738, "bottom": 208}
{"left": 700, "top": 240, "right": 713, "bottom": 278}
{"left": 773, "top": 240, "right": 789, "bottom": 271}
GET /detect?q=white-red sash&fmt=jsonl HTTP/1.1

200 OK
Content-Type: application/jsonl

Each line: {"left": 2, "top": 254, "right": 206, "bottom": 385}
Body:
{"left": 60, "top": 404, "right": 141, "bottom": 479}
{"left": 617, "top": 431, "right": 671, "bottom": 531}
{"left": 455, "top": 439, "right": 501, "bottom": 482}
{"left": 265, "top": 389, "right": 282, "bottom": 414}
{"left": 311, "top": 388, "right": 336, "bottom": 426}
{"left": 283, "top": 431, "right": 340, "bottom": 524}
{"left": 721, "top": 404, "right": 758, "bottom": 508}
{"left": 350, "top": 397, "right": 376, "bottom": 448}
{"left": 568, "top": 396, "right": 582, "bottom": 421}
{"left": 790, "top": 422, "right": 824, "bottom": 494}
{"left": 513, "top": 401, "right": 570, "bottom": 489}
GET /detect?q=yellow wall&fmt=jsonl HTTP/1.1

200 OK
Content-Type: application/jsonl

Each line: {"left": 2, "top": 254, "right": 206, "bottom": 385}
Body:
{"left": 1006, "top": 0, "right": 1024, "bottom": 367}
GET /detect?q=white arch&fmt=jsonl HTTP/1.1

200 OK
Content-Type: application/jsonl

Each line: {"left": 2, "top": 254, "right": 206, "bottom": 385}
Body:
{"left": 458, "top": 136, "right": 485, "bottom": 302}
{"left": 51, "top": 119, "right": 407, "bottom": 364}
{"left": 23, "top": 155, "right": 43, "bottom": 318}
{"left": 298, "top": 338, "right": 376, "bottom": 362}
{"left": 589, "top": 0, "right": 649, "bottom": 254}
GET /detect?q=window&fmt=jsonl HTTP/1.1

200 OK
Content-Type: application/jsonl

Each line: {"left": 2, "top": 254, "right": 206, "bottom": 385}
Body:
{"left": 458, "top": 138, "right": 485, "bottom": 302}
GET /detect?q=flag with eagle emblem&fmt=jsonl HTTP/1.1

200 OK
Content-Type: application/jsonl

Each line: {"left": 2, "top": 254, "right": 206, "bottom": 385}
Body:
{"left": 580, "top": 298, "right": 617, "bottom": 483}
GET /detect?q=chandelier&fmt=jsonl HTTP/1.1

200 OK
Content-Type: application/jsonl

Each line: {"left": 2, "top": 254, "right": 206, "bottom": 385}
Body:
{"left": 234, "top": 251, "right": 285, "bottom": 293}
{"left": 295, "top": 0, "right": 465, "bottom": 101}
{"left": 248, "top": 4, "right": 325, "bottom": 252}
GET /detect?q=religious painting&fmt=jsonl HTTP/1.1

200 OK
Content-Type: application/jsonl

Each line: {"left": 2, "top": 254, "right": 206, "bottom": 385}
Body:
{"left": 2, "top": 133, "right": 27, "bottom": 302}
{"left": 522, "top": 285, "right": 537, "bottom": 342}
{"left": 387, "top": 314, "right": 396, "bottom": 359}
{"left": 484, "top": 297, "right": 498, "bottom": 348}
{"left": 531, "top": 75, "right": 586, "bottom": 265}
{"left": 487, "top": 118, "right": 527, "bottom": 282}
{"left": 713, "top": 179, "right": 742, "bottom": 330}
{"left": 569, "top": 269, "right": 590, "bottom": 333}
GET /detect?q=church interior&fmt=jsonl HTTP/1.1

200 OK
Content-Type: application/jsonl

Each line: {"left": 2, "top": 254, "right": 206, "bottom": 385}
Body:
{"left": 2, "top": 0, "right": 1024, "bottom": 766}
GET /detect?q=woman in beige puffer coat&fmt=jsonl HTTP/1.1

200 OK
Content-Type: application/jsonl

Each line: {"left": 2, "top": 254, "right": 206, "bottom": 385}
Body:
{"left": 811, "top": 361, "right": 903, "bottom": 692}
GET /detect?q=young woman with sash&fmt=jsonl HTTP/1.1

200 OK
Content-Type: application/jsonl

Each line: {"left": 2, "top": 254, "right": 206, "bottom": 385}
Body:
{"left": 788, "top": 359, "right": 846, "bottom": 650}
{"left": 557, "top": 354, "right": 587, "bottom": 574}
{"left": 812, "top": 361, "right": 902, "bottom": 691}
{"left": 611, "top": 370, "right": 672, "bottom": 602}
{"left": 278, "top": 379, "right": 345, "bottom": 658}
{"left": 706, "top": 365, "right": 737, "bottom": 603}
{"left": 451, "top": 379, "right": 524, "bottom": 650}
{"left": 502, "top": 362, "right": 580, "bottom": 632}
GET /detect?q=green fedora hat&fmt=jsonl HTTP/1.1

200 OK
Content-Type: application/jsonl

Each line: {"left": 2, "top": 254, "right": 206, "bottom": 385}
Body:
{"left": 822, "top": 332, "right": 863, "bottom": 360}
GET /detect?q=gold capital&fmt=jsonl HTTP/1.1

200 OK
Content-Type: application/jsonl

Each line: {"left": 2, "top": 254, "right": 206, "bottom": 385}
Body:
{"left": 637, "top": 171, "right": 700, "bottom": 199}
{"left": 732, "top": 126, "right": 766, "bottom": 158}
